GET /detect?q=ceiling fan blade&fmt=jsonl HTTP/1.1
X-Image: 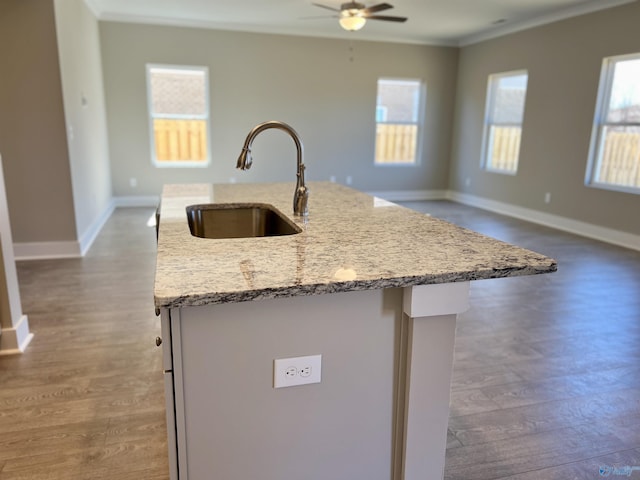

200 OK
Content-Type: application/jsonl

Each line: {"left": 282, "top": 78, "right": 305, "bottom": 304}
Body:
{"left": 364, "top": 14, "right": 407, "bottom": 22}
{"left": 361, "top": 3, "right": 393, "bottom": 14}
{"left": 312, "top": 2, "right": 341, "bottom": 12}
{"left": 300, "top": 15, "right": 339, "bottom": 19}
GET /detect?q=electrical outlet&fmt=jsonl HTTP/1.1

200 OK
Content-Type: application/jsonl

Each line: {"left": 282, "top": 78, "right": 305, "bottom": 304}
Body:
{"left": 544, "top": 192, "right": 551, "bottom": 204}
{"left": 345, "top": 175, "right": 353, "bottom": 185}
{"left": 274, "top": 355, "right": 321, "bottom": 388}
{"left": 329, "top": 175, "right": 336, "bottom": 183}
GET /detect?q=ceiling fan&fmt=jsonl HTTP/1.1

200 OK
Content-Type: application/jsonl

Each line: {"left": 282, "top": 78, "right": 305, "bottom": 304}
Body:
{"left": 311, "top": 2, "right": 408, "bottom": 31}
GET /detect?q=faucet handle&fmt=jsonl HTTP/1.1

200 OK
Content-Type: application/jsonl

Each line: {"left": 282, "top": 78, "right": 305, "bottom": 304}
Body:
{"left": 236, "top": 147, "right": 253, "bottom": 170}
{"left": 294, "top": 184, "right": 309, "bottom": 217}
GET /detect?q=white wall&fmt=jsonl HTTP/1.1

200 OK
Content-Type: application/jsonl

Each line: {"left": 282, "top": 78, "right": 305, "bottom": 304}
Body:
{"left": 0, "top": 0, "right": 77, "bottom": 245}
{"left": 54, "top": 0, "right": 113, "bottom": 254}
{"left": 99, "top": 23, "right": 459, "bottom": 197}
{"left": 0, "top": 0, "right": 114, "bottom": 258}
{"left": 449, "top": 1, "right": 640, "bottom": 237}
{"left": 4, "top": 2, "right": 638, "bottom": 252}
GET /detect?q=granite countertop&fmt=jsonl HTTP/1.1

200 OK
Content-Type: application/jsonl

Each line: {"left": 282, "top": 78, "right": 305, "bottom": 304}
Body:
{"left": 154, "top": 182, "right": 557, "bottom": 308}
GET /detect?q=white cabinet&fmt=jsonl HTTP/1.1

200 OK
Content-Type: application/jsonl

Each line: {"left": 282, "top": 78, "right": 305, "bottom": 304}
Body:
{"left": 160, "top": 283, "right": 469, "bottom": 480}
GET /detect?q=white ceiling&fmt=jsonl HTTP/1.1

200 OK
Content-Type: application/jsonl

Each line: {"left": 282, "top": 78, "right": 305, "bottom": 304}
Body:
{"left": 84, "top": 0, "right": 635, "bottom": 46}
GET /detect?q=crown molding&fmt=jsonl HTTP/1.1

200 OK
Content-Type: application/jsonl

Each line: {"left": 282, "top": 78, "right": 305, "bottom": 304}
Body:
{"left": 95, "top": 11, "right": 457, "bottom": 46}
{"left": 86, "top": 0, "right": 636, "bottom": 48}
{"left": 458, "top": 0, "right": 637, "bottom": 46}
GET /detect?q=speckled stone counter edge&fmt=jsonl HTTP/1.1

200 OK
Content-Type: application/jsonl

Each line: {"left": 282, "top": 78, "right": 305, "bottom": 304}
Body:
{"left": 154, "top": 182, "right": 557, "bottom": 308}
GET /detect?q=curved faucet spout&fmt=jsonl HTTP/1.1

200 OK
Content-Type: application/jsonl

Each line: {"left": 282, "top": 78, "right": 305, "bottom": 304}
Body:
{"left": 236, "top": 121, "right": 309, "bottom": 217}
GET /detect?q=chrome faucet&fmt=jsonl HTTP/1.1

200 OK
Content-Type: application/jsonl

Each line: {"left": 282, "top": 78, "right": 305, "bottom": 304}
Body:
{"left": 236, "top": 121, "right": 309, "bottom": 217}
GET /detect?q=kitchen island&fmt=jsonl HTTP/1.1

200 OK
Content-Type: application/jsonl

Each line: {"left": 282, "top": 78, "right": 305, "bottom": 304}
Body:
{"left": 154, "top": 182, "right": 556, "bottom": 480}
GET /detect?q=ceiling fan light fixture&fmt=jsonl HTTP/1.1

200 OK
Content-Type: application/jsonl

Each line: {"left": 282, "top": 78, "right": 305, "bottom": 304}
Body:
{"left": 339, "top": 14, "right": 367, "bottom": 31}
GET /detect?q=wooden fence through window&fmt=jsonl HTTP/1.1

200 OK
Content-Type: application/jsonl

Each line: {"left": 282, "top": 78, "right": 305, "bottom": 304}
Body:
{"left": 375, "top": 124, "right": 418, "bottom": 164}
{"left": 154, "top": 119, "right": 207, "bottom": 163}
{"left": 598, "top": 130, "right": 640, "bottom": 187}
{"left": 488, "top": 126, "right": 521, "bottom": 172}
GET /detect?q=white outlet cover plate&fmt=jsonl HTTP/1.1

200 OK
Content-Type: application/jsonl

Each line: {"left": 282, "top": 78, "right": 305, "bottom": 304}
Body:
{"left": 274, "top": 354, "right": 322, "bottom": 388}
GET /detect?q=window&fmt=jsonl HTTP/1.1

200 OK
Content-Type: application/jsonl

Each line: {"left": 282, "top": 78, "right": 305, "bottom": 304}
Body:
{"left": 146, "top": 65, "right": 210, "bottom": 167}
{"left": 481, "top": 71, "right": 528, "bottom": 174}
{"left": 375, "top": 78, "right": 425, "bottom": 165}
{"left": 586, "top": 53, "right": 640, "bottom": 193}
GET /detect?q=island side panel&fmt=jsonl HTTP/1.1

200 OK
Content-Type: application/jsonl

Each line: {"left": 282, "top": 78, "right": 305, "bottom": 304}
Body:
{"left": 160, "top": 309, "right": 178, "bottom": 480}
{"left": 174, "top": 288, "right": 403, "bottom": 480}
{"left": 401, "top": 283, "right": 470, "bottom": 480}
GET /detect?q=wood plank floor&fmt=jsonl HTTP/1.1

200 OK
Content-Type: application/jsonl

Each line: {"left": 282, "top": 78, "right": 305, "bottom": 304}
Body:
{"left": 1, "top": 208, "right": 168, "bottom": 480}
{"left": 1, "top": 203, "right": 638, "bottom": 479}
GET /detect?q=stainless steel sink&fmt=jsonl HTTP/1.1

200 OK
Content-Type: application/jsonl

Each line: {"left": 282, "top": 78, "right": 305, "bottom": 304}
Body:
{"left": 186, "top": 203, "right": 301, "bottom": 239}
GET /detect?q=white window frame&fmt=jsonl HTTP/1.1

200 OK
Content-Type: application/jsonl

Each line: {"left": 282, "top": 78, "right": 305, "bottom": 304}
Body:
{"left": 146, "top": 64, "right": 211, "bottom": 168}
{"left": 481, "top": 70, "right": 529, "bottom": 175}
{"left": 374, "top": 78, "right": 426, "bottom": 167}
{"left": 585, "top": 52, "right": 640, "bottom": 195}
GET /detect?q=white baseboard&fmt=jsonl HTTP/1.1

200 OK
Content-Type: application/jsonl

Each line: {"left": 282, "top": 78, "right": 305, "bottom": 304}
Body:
{"left": 79, "top": 199, "right": 116, "bottom": 256}
{"left": 14, "top": 240, "right": 82, "bottom": 260}
{"left": 114, "top": 195, "right": 160, "bottom": 207}
{"left": 13, "top": 197, "right": 157, "bottom": 260}
{"left": 365, "top": 190, "right": 449, "bottom": 202}
{"left": 448, "top": 191, "right": 640, "bottom": 252}
{"left": 14, "top": 199, "right": 118, "bottom": 260}
{"left": 0, "top": 314, "right": 34, "bottom": 355}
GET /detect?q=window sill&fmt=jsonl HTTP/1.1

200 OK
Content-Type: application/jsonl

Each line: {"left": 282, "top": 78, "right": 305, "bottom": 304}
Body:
{"left": 374, "top": 162, "right": 420, "bottom": 168}
{"left": 586, "top": 181, "right": 640, "bottom": 196}
{"left": 153, "top": 161, "right": 210, "bottom": 169}
{"left": 483, "top": 167, "right": 518, "bottom": 176}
